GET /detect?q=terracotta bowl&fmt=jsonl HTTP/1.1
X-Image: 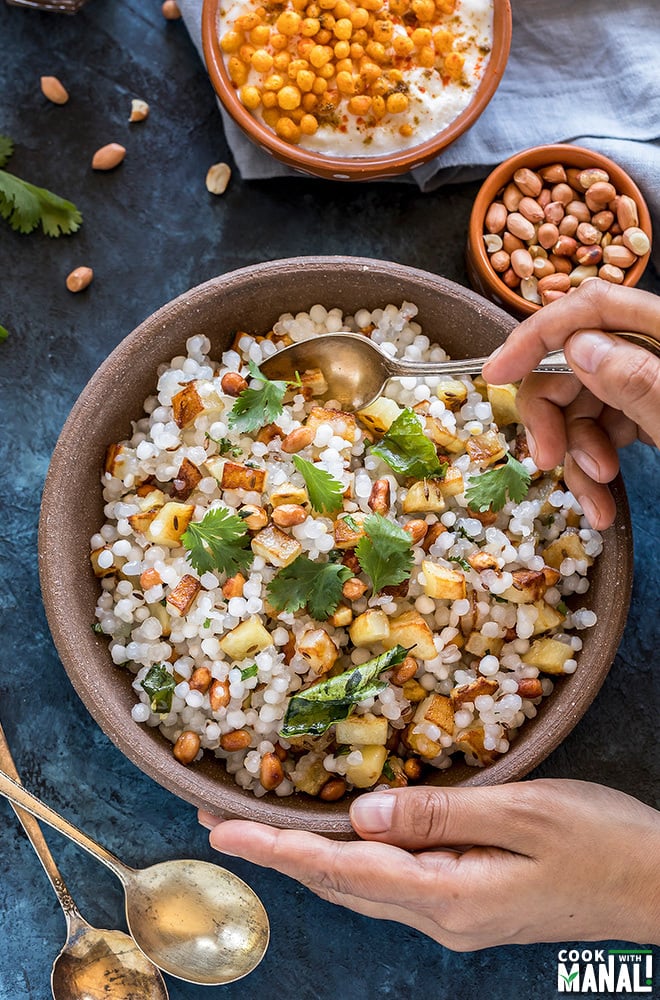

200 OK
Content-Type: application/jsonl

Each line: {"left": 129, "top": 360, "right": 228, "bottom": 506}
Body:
{"left": 466, "top": 143, "right": 653, "bottom": 319}
{"left": 201, "top": 0, "right": 511, "bottom": 181}
{"left": 39, "top": 257, "right": 633, "bottom": 836}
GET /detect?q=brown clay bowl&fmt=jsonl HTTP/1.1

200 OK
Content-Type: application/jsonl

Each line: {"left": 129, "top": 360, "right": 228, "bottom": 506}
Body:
{"left": 466, "top": 143, "right": 653, "bottom": 319}
{"left": 39, "top": 257, "right": 633, "bottom": 836}
{"left": 201, "top": 0, "right": 512, "bottom": 181}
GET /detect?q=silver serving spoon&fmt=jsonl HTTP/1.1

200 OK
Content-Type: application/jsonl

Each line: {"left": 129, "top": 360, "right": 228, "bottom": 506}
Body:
{"left": 0, "top": 765, "right": 269, "bottom": 986}
{"left": 261, "top": 330, "right": 660, "bottom": 411}
{"left": 0, "top": 721, "right": 168, "bottom": 1000}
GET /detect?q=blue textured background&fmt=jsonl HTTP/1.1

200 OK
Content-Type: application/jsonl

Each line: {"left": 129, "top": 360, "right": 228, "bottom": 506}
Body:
{"left": 0, "top": 2, "right": 658, "bottom": 998}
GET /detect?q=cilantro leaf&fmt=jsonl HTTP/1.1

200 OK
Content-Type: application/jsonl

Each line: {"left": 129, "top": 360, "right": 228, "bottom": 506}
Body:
{"left": 212, "top": 436, "right": 242, "bottom": 457}
{"left": 355, "top": 513, "right": 414, "bottom": 594}
{"left": 0, "top": 168, "right": 82, "bottom": 236}
{"left": 465, "top": 454, "right": 532, "bottom": 512}
{"left": 371, "top": 408, "right": 447, "bottom": 478}
{"left": 228, "top": 360, "right": 299, "bottom": 434}
{"left": 449, "top": 555, "right": 472, "bottom": 573}
{"left": 0, "top": 325, "right": 8, "bottom": 343}
{"left": 141, "top": 663, "right": 175, "bottom": 714}
{"left": 292, "top": 454, "right": 344, "bottom": 515}
{"left": 182, "top": 507, "right": 254, "bottom": 576}
{"left": 0, "top": 135, "right": 13, "bottom": 169}
{"left": 267, "top": 555, "right": 352, "bottom": 620}
{"left": 240, "top": 663, "right": 258, "bottom": 680}
{"left": 279, "top": 645, "right": 408, "bottom": 738}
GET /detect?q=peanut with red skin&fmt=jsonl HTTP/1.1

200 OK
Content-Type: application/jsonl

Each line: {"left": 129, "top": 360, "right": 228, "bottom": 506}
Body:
{"left": 403, "top": 519, "right": 428, "bottom": 544}
{"left": 272, "top": 504, "right": 307, "bottom": 527}
{"left": 220, "top": 730, "right": 252, "bottom": 752}
{"left": 368, "top": 478, "right": 390, "bottom": 514}
{"left": 221, "top": 371, "right": 248, "bottom": 396}
{"left": 281, "top": 425, "right": 314, "bottom": 453}
{"left": 319, "top": 778, "right": 347, "bottom": 801}
{"left": 260, "top": 752, "right": 284, "bottom": 790}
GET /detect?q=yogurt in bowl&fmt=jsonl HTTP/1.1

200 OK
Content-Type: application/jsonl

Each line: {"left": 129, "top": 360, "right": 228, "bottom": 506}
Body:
{"left": 201, "top": 0, "right": 511, "bottom": 179}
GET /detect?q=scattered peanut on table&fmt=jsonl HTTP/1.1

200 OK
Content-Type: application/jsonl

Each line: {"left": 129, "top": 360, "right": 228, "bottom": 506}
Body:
{"left": 91, "top": 143, "right": 127, "bottom": 171}
{"left": 66, "top": 266, "right": 94, "bottom": 293}
{"left": 482, "top": 162, "right": 651, "bottom": 306}
{"left": 40, "top": 75, "right": 69, "bottom": 105}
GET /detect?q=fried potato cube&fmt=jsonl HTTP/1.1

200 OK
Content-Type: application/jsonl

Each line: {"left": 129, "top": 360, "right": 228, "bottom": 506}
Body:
{"left": 486, "top": 383, "right": 521, "bottom": 426}
{"left": 467, "top": 550, "right": 499, "bottom": 571}
{"left": 438, "top": 465, "right": 465, "bottom": 497}
{"left": 382, "top": 609, "right": 437, "bottom": 660}
{"left": 402, "top": 479, "right": 446, "bottom": 514}
{"left": 402, "top": 678, "right": 427, "bottom": 702}
{"left": 146, "top": 502, "right": 195, "bottom": 547}
{"left": 345, "top": 744, "right": 388, "bottom": 788}
{"left": 542, "top": 531, "right": 593, "bottom": 569}
{"left": 522, "top": 637, "right": 574, "bottom": 673}
{"left": 499, "top": 568, "right": 549, "bottom": 604}
{"left": 405, "top": 724, "right": 442, "bottom": 758}
{"left": 414, "top": 693, "right": 454, "bottom": 735}
{"left": 147, "top": 600, "right": 171, "bottom": 637}
{"left": 219, "top": 615, "right": 273, "bottom": 660}
{"left": 251, "top": 524, "right": 302, "bottom": 567}
{"left": 435, "top": 378, "right": 468, "bottom": 411}
{"left": 421, "top": 560, "right": 466, "bottom": 601}
{"left": 357, "top": 397, "right": 403, "bottom": 436}
{"left": 306, "top": 406, "right": 356, "bottom": 442}
{"left": 90, "top": 546, "right": 125, "bottom": 578}
{"left": 424, "top": 416, "right": 466, "bottom": 453}
{"left": 531, "top": 599, "right": 566, "bottom": 635}
{"left": 296, "top": 627, "right": 339, "bottom": 675}
{"left": 455, "top": 725, "right": 500, "bottom": 765}
{"left": 464, "top": 631, "right": 504, "bottom": 658}
{"left": 172, "top": 458, "right": 202, "bottom": 501}
{"left": 166, "top": 574, "right": 201, "bottom": 616}
{"left": 465, "top": 430, "right": 507, "bottom": 466}
{"left": 269, "top": 482, "right": 309, "bottom": 508}
{"left": 300, "top": 367, "right": 328, "bottom": 398}
{"left": 104, "top": 443, "right": 135, "bottom": 479}
{"left": 172, "top": 380, "right": 224, "bottom": 429}
{"left": 349, "top": 609, "right": 391, "bottom": 647}
{"left": 335, "top": 713, "right": 388, "bottom": 746}
{"left": 291, "top": 752, "right": 330, "bottom": 796}
{"left": 328, "top": 603, "right": 353, "bottom": 628}
{"left": 450, "top": 676, "right": 499, "bottom": 708}
{"left": 334, "top": 512, "right": 367, "bottom": 548}
{"left": 127, "top": 505, "right": 162, "bottom": 535}
{"left": 220, "top": 461, "right": 267, "bottom": 493}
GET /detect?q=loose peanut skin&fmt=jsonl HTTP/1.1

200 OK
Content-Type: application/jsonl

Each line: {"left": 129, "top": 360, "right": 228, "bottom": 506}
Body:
{"left": 173, "top": 730, "right": 201, "bottom": 765}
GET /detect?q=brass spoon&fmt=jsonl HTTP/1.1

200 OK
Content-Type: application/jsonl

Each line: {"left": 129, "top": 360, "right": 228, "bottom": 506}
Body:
{"left": 0, "top": 765, "right": 269, "bottom": 986}
{"left": 260, "top": 330, "right": 660, "bottom": 411}
{"left": 0, "top": 721, "right": 168, "bottom": 1000}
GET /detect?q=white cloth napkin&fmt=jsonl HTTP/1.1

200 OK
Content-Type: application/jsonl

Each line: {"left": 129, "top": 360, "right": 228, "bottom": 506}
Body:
{"left": 180, "top": 0, "right": 660, "bottom": 235}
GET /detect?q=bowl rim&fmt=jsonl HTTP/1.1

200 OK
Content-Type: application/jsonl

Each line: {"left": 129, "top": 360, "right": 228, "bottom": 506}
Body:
{"left": 200, "top": 0, "right": 512, "bottom": 180}
{"left": 466, "top": 142, "right": 653, "bottom": 317}
{"left": 38, "top": 256, "right": 633, "bottom": 835}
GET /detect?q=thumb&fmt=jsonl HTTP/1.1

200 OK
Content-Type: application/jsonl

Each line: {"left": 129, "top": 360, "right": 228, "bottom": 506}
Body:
{"left": 350, "top": 784, "right": 540, "bottom": 855}
{"left": 565, "top": 331, "right": 660, "bottom": 447}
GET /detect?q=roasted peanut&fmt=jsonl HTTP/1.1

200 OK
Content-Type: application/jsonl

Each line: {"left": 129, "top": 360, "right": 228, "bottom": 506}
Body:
{"left": 502, "top": 267, "right": 520, "bottom": 289}
{"left": 539, "top": 163, "right": 566, "bottom": 184}
{"left": 66, "top": 266, "right": 94, "bottom": 293}
{"left": 272, "top": 503, "right": 307, "bottom": 527}
{"left": 576, "top": 222, "right": 601, "bottom": 246}
{"left": 544, "top": 201, "right": 565, "bottom": 225}
{"left": 549, "top": 254, "right": 572, "bottom": 275}
{"left": 510, "top": 248, "right": 534, "bottom": 279}
{"left": 506, "top": 212, "right": 536, "bottom": 242}
{"left": 221, "top": 371, "right": 248, "bottom": 396}
{"left": 173, "top": 730, "right": 200, "bottom": 764}
{"left": 391, "top": 655, "right": 418, "bottom": 686}
{"left": 368, "top": 478, "right": 390, "bottom": 514}
{"left": 513, "top": 167, "right": 542, "bottom": 197}
{"left": 490, "top": 249, "right": 510, "bottom": 273}
{"left": 403, "top": 757, "right": 423, "bottom": 780}
{"left": 190, "top": 667, "right": 212, "bottom": 693}
{"left": 517, "top": 196, "right": 544, "bottom": 224}
{"left": 403, "top": 519, "right": 428, "bottom": 544}
{"left": 220, "top": 729, "right": 252, "bottom": 752}
{"left": 616, "top": 195, "right": 639, "bottom": 231}
{"left": 584, "top": 181, "right": 616, "bottom": 211}
{"left": 569, "top": 264, "right": 599, "bottom": 286}
{"left": 319, "top": 777, "right": 347, "bottom": 801}
{"left": 502, "top": 232, "right": 525, "bottom": 254}
{"left": 591, "top": 209, "right": 614, "bottom": 232}
{"left": 622, "top": 226, "right": 650, "bottom": 256}
{"left": 281, "top": 425, "right": 314, "bottom": 453}
{"left": 558, "top": 214, "right": 578, "bottom": 237}
{"left": 483, "top": 233, "right": 503, "bottom": 253}
{"left": 575, "top": 244, "right": 603, "bottom": 266}
{"left": 602, "top": 244, "right": 636, "bottom": 268}
{"left": 238, "top": 504, "right": 268, "bottom": 530}
{"left": 260, "top": 752, "right": 285, "bottom": 790}
{"left": 537, "top": 222, "right": 559, "bottom": 250}
{"left": 502, "top": 182, "right": 523, "bottom": 212}
{"left": 577, "top": 167, "right": 609, "bottom": 189}
{"left": 598, "top": 263, "right": 625, "bottom": 284}
{"left": 552, "top": 235, "right": 578, "bottom": 257}
{"left": 485, "top": 201, "right": 507, "bottom": 233}
{"left": 222, "top": 572, "right": 246, "bottom": 598}
{"left": 206, "top": 162, "right": 231, "bottom": 195}
{"left": 537, "top": 273, "right": 570, "bottom": 295}
{"left": 40, "top": 75, "right": 69, "bottom": 104}
{"left": 91, "top": 143, "right": 126, "bottom": 170}
{"left": 551, "top": 183, "right": 574, "bottom": 206}
{"left": 210, "top": 679, "right": 231, "bottom": 711}
{"left": 533, "top": 257, "right": 556, "bottom": 279}
{"left": 566, "top": 200, "right": 591, "bottom": 223}
{"left": 517, "top": 678, "right": 543, "bottom": 699}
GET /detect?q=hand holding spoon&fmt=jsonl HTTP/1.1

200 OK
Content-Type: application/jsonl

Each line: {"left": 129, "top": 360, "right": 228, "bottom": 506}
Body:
{"left": 260, "top": 330, "right": 660, "bottom": 411}
{"left": 0, "top": 758, "right": 269, "bottom": 986}
{"left": 0, "top": 721, "right": 168, "bottom": 1000}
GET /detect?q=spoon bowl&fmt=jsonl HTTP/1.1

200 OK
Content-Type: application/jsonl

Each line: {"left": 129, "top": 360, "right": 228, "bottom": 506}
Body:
{"left": 51, "top": 924, "right": 169, "bottom": 1000}
{"left": 261, "top": 329, "right": 660, "bottom": 411}
{"left": 0, "top": 768, "right": 269, "bottom": 987}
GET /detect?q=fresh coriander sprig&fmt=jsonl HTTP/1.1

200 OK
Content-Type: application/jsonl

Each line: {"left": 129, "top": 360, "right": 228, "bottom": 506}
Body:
{"left": 292, "top": 454, "right": 344, "bottom": 515}
{"left": 0, "top": 134, "right": 82, "bottom": 237}
{"left": 141, "top": 663, "right": 175, "bottom": 715}
{"left": 267, "top": 555, "right": 353, "bottom": 621}
{"left": 465, "top": 453, "right": 532, "bottom": 512}
{"left": 228, "top": 360, "right": 301, "bottom": 434}
{"left": 371, "top": 407, "right": 447, "bottom": 478}
{"left": 355, "top": 512, "right": 414, "bottom": 594}
{"left": 181, "top": 507, "right": 254, "bottom": 577}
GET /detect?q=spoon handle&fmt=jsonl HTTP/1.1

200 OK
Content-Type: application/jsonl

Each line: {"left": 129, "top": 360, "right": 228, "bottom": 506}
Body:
{"left": 0, "top": 759, "right": 129, "bottom": 882}
{"left": 0, "top": 721, "right": 86, "bottom": 923}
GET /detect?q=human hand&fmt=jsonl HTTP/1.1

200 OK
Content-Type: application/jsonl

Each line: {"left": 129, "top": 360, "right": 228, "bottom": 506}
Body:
{"left": 482, "top": 279, "right": 660, "bottom": 529}
{"left": 199, "top": 778, "right": 660, "bottom": 950}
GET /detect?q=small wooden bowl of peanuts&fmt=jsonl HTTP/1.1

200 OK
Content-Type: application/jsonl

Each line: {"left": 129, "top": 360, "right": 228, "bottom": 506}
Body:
{"left": 466, "top": 144, "right": 653, "bottom": 318}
